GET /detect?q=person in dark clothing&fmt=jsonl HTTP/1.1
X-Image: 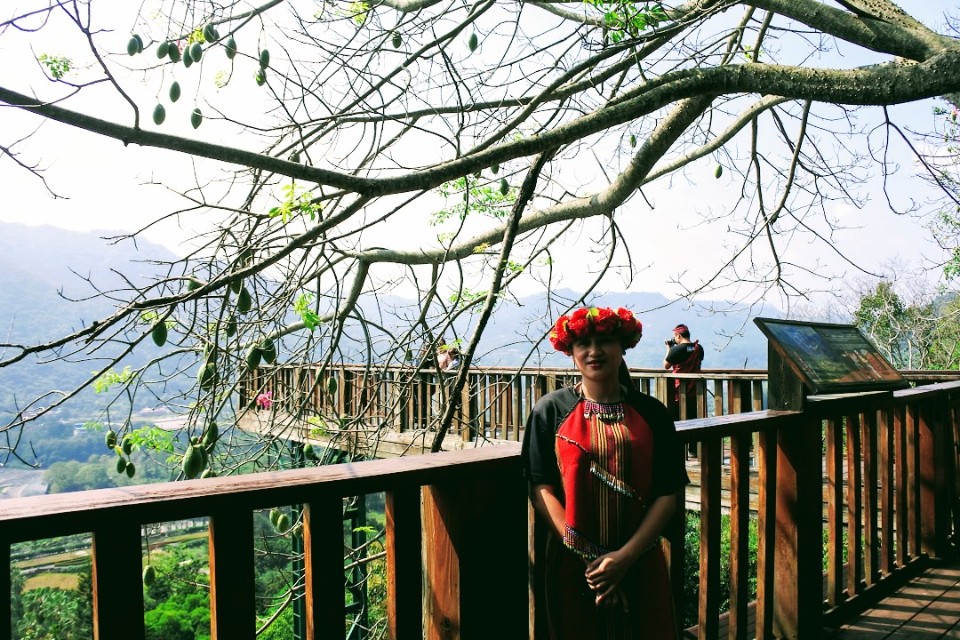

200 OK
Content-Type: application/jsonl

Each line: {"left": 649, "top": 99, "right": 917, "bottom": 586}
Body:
{"left": 522, "top": 306, "right": 688, "bottom": 640}
{"left": 662, "top": 323, "right": 704, "bottom": 420}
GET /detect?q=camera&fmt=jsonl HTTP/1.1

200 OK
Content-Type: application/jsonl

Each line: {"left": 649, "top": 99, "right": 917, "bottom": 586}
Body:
{"left": 665, "top": 338, "right": 677, "bottom": 347}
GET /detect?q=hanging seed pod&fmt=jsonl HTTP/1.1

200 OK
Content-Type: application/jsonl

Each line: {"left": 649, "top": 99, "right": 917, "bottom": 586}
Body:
{"left": 151, "top": 322, "right": 168, "bottom": 347}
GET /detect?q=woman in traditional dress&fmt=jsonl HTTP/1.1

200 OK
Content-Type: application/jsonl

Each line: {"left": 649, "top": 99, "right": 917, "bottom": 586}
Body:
{"left": 522, "top": 306, "right": 689, "bottom": 639}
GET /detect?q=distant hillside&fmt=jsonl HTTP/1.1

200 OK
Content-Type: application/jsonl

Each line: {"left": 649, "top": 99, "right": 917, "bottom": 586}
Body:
{"left": 0, "top": 222, "right": 777, "bottom": 425}
{"left": 0, "top": 223, "right": 178, "bottom": 421}
{"left": 432, "top": 289, "right": 775, "bottom": 370}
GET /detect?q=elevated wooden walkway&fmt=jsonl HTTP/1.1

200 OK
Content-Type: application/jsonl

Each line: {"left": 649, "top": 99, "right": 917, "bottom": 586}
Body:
{"left": 833, "top": 560, "right": 960, "bottom": 639}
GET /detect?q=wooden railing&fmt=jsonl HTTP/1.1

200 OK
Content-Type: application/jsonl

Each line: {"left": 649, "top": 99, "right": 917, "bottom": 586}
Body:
{"left": 4, "top": 371, "right": 960, "bottom": 639}
{"left": 0, "top": 446, "right": 529, "bottom": 640}
{"left": 240, "top": 364, "right": 772, "bottom": 442}
{"left": 666, "top": 380, "right": 960, "bottom": 638}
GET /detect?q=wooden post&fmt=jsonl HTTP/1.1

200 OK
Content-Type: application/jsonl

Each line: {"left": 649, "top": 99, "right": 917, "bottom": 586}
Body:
{"left": 92, "top": 522, "right": 146, "bottom": 640}
{"left": 765, "top": 343, "right": 822, "bottom": 638}
{"left": 423, "top": 472, "right": 527, "bottom": 639}
{"left": 0, "top": 537, "right": 10, "bottom": 640}
{"left": 304, "top": 496, "right": 346, "bottom": 640}
{"left": 773, "top": 413, "right": 824, "bottom": 638}
{"left": 209, "top": 510, "right": 256, "bottom": 640}
{"left": 863, "top": 410, "right": 879, "bottom": 587}
{"left": 755, "top": 428, "right": 777, "bottom": 640}
{"left": 825, "top": 417, "right": 845, "bottom": 607}
{"left": 879, "top": 407, "right": 894, "bottom": 575}
{"left": 767, "top": 348, "right": 804, "bottom": 412}
{"left": 919, "top": 395, "right": 951, "bottom": 557}
{"left": 664, "top": 486, "right": 686, "bottom": 640}
{"left": 385, "top": 486, "right": 423, "bottom": 639}
{"left": 908, "top": 401, "right": 921, "bottom": 559}
{"left": 894, "top": 404, "right": 908, "bottom": 567}
{"left": 697, "top": 437, "right": 722, "bottom": 639}
{"left": 530, "top": 503, "right": 550, "bottom": 640}
{"left": 845, "top": 414, "right": 863, "bottom": 597}
{"left": 728, "top": 433, "right": 751, "bottom": 640}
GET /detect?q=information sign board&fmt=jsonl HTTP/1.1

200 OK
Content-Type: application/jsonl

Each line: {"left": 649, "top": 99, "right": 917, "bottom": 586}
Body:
{"left": 754, "top": 317, "right": 908, "bottom": 394}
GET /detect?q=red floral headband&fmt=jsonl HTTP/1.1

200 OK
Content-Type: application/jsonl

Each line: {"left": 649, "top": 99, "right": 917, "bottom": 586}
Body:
{"left": 549, "top": 306, "right": 643, "bottom": 355}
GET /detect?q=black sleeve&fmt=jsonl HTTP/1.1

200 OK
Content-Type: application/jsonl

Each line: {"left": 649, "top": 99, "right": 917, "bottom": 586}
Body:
{"left": 665, "top": 343, "right": 689, "bottom": 365}
{"left": 521, "top": 388, "right": 577, "bottom": 488}
{"left": 628, "top": 391, "right": 690, "bottom": 497}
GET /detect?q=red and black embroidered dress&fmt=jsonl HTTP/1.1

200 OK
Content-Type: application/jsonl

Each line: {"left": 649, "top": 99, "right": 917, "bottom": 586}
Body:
{"left": 522, "top": 386, "right": 689, "bottom": 640}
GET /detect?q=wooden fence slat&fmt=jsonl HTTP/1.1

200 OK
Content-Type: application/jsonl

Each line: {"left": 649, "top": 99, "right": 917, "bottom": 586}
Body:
{"left": 879, "top": 407, "right": 894, "bottom": 576}
{"left": 772, "top": 414, "right": 824, "bottom": 638}
{"left": 826, "top": 417, "right": 845, "bottom": 607}
{"left": 0, "top": 538, "right": 8, "bottom": 640}
{"left": 209, "top": 510, "right": 255, "bottom": 640}
{"left": 895, "top": 404, "right": 908, "bottom": 567}
{"left": 92, "top": 522, "right": 146, "bottom": 640}
{"left": 728, "top": 433, "right": 751, "bottom": 640}
{"left": 713, "top": 379, "right": 724, "bottom": 418}
{"left": 846, "top": 414, "right": 864, "bottom": 597}
{"left": 863, "top": 410, "right": 879, "bottom": 587}
{"left": 697, "top": 437, "right": 722, "bottom": 640}
{"left": 423, "top": 473, "right": 527, "bottom": 639}
{"left": 386, "top": 487, "right": 423, "bottom": 639}
{"left": 755, "top": 427, "right": 776, "bottom": 640}
{"left": 908, "top": 402, "right": 920, "bottom": 558}
{"left": 304, "top": 495, "right": 346, "bottom": 640}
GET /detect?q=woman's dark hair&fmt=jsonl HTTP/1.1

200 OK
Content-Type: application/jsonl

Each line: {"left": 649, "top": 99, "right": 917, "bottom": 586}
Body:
{"left": 618, "top": 361, "right": 636, "bottom": 395}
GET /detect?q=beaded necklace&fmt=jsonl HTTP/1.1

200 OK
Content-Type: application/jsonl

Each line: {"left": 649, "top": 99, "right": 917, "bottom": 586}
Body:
{"left": 577, "top": 383, "right": 625, "bottom": 423}
{"left": 582, "top": 398, "right": 625, "bottom": 422}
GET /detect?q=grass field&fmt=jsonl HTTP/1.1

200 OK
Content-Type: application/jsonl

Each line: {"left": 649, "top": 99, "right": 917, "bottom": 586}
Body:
{"left": 24, "top": 572, "right": 80, "bottom": 591}
{"left": 14, "top": 529, "right": 208, "bottom": 592}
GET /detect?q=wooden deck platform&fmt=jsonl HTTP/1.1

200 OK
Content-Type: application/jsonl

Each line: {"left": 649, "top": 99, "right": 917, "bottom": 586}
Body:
{"left": 831, "top": 561, "right": 960, "bottom": 639}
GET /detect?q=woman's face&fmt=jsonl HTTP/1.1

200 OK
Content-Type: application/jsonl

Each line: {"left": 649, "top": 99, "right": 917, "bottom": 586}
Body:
{"left": 571, "top": 333, "right": 623, "bottom": 384}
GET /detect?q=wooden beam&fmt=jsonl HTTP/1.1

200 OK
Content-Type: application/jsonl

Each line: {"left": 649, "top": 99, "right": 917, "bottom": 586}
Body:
{"left": 846, "top": 414, "right": 864, "bottom": 598}
{"left": 92, "top": 521, "right": 145, "bottom": 640}
{"left": 773, "top": 415, "right": 823, "bottom": 638}
{"left": 697, "top": 437, "right": 722, "bottom": 639}
{"left": 825, "top": 417, "right": 845, "bottom": 607}
{"left": 0, "top": 538, "right": 10, "bottom": 640}
{"left": 423, "top": 472, "right": 527, "bottom": 639}
{"left": 304, "top": 495, "right": 346, "bottom": 640}
{"left": 728, "top": 433, "right": 751, "bottom": 640}
{"left": 755, "top": 428, "right": 776, "bottom": 640}
{"left": 209, "top": 510, "right": 255, "bottom": 640}
{"left": 386, "top": 487, "right": 422, "bottom": 639}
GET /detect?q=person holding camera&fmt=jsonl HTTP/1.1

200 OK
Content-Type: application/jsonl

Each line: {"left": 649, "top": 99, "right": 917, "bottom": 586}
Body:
{"left": 662, "top": 324, "right": 705, "bottom": 422}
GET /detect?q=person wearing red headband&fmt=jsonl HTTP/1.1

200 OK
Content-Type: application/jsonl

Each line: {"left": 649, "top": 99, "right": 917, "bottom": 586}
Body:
{"left": 522, "top": 306, "right": 688, "bottom": 639}
{"left": 663, "top": 323, "right": 705, "bottom": 422}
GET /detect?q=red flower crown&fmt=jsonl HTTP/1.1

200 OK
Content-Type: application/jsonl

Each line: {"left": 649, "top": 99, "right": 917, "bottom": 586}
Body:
{"left": 549, "top": 306, "right": 643, "bottom": 355}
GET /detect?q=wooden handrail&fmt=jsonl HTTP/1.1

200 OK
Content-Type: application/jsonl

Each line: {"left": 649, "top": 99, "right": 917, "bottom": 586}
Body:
{"left": 4, "top": 375, "right": 960, "bottom": 639}
{"left": 0, "top": 445, "right": 528, "bottom": 640}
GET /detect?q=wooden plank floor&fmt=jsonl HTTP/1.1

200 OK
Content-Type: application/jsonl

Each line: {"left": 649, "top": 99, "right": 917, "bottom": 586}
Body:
{"left": 830, "top": 561, "right": 960, "bottom": 639}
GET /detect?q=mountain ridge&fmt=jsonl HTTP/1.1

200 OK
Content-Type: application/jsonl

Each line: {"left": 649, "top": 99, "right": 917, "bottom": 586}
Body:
{"left": 0, "top": 222, "right": 777, "bottom": 420}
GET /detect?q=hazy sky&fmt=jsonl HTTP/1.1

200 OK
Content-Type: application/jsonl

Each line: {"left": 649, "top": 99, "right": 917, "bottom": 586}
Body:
{"left": 1, "top": 1, "right": 957, "bottom": 308}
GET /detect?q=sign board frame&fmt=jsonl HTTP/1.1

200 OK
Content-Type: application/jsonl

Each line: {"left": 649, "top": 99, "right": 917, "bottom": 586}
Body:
{"left": 753, "top": 317, "right": 908, "bottom": 395}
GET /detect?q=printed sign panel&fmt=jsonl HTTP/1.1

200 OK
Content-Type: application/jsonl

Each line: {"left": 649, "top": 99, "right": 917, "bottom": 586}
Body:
{"left": 754, "top": 317, "right": 908, "bottom": 394}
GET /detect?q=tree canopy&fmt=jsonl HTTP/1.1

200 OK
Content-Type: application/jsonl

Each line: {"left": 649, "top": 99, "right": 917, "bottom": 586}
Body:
{"left": 2, "top": 0, "right": 960, "bottom": 457}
